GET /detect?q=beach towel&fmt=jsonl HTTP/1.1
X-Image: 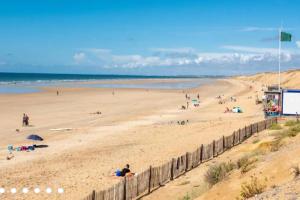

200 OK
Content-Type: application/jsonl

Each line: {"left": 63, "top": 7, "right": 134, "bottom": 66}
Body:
{"left": 28, "top": 146, "right": 35, "bottom": 151}
{"left": 7, "top": 145, "right": 14, "bottom": 152}
{"left": 115, "top": 170, "right": 122, "bottom": 177}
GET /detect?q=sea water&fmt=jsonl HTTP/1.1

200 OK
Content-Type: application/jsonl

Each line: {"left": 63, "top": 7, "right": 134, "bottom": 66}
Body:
{"left": 0, "top": 72, "right": 222, "bottom": 94}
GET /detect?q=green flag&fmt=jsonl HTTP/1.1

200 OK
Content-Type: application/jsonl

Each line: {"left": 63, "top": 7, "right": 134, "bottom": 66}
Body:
{"left": 281, "top": 32, "right": 292, "bottom": 42}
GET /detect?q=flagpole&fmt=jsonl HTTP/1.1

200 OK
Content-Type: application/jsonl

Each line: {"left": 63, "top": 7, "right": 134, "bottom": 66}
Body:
{"left": 278, "top": 28, "right": 281, "bottom": 91}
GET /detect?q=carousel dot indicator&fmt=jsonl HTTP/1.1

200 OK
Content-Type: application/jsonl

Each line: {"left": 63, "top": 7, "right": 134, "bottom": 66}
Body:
{"left": 46, "top": 187, "right": 52, "bottom": 194}
{"left": 10, "top": 188, "right": 17, "bottom": 194}
{"left": 22, "top": 188, "right": 29, "bottom": 194}
{"left": 58, "top": 188, "right": 64, "bottom": 194}
{"left": 34, "top": 188, "right": 40, "bottom": 193}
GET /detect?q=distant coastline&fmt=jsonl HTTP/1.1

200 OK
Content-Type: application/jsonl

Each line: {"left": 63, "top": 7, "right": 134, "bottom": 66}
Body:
{"left": 0, "top": 72, "right": 225, "bottom": 83}
{"left": 0, "top": 72, "right": 224, "bottom": 94}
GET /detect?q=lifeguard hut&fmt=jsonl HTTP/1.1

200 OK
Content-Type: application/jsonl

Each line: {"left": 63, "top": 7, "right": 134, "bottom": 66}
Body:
{"left": 264, "top": 85, "right": 300, "bottom": 117}
{"left": 263, "top": 85, "right": 282, "bottom": 117}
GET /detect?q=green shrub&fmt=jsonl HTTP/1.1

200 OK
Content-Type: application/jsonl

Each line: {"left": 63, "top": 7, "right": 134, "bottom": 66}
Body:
{"left": 237, "top": 156, "right": 257, "bottom": 174}
{"left": 205, "top": 162, "right": 235, "bottom": 185}
{"left": 285, "top": 120, "right": 300, "bottom": 126}
{"left": 182, "top": 193, "right": 191, "bottom": 200}
{"left": 252, "top": 139, "right": 260, "bottom": 144}
{"left": 269, "top": 123, "right": 282, "bottom": 130}
{"left": 240, "top": 177, "right": 266, "bottom": 199}
{"left": 270, "top": 139, "right": 282, "bottom": 152}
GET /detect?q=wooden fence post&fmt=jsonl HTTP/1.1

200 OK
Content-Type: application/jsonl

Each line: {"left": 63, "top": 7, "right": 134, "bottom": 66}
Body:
{"left": 213, "top": 140, "right": 216, "bottom": 157}
{"left": 92, "top": 190, "right": 95, "bottom": 200}
{"left": 200, "top": 144, "right": 204, "bottom": 163}
{"left": 148, "top": 165, "right": 152, "bottom": 194}
{"left": 123, "top": 177, "right": 126, "bottom": 200}
{"left": 171, "top": 158, "right": 174, "bottom": 180}
{"left": 185, "top": 152, "right": 189, "bottom": 172}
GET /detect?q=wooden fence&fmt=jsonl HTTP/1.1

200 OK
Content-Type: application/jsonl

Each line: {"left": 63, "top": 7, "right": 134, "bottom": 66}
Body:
{"left": 83, "top": 117, "right": 277, "bottom": 200}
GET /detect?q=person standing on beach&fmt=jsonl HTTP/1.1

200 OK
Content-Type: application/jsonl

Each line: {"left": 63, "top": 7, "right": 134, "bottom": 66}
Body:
{"left": 57, "top": 90, "right": 59, "bottom": 96}
{"left": 25, "top": 114, "right": 29, "bottom": 126}
{"left": 22, "top": 113, "right": 26, "bottom": 126}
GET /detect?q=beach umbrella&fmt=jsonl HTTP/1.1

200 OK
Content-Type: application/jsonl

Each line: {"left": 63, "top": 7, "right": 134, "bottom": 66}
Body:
{"left": 27, "top": 134, "right": 43, "bottom": 141}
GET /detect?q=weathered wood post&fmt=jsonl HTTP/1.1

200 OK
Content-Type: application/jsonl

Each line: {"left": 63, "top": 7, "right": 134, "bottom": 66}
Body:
{"left": 92, "top": 190, "right": 95, "bottom": 200}
{"left": 200, "top": 144, "right": 204, "bottom": 163}
{"left": 171, "top": 158, "right": 175, "bottom": 180}
{"left": 123, "top": 177, "right": 127, "bottom": 200}
{"left": 213, "top": 140, "right": 216, "bottom": 157}
{"left": 148, "top": 165, "right": 152, "bottom": 194}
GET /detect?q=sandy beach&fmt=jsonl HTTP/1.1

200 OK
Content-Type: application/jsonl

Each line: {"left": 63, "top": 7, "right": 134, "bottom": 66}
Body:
{"left": 0, "top": 78, "right": 264, "bottom": 200}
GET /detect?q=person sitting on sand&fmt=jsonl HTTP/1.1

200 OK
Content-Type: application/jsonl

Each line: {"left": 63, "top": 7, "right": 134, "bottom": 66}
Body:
{"left": 224, "top": 107, "right": 231, "bottom": 113}
{"left": 121, "top": 164, "right": 131, "bottom": 176}
{"left": 114, "top": 164, "right": 133, "bottom": 177}
{"left": 6, "top": 152, "right": 14, "bottom": 160}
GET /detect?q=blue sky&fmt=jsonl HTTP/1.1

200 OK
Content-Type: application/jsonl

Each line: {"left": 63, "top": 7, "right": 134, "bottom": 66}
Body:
{"left": 0, "top": 0, "right": 300, "bottom": 75}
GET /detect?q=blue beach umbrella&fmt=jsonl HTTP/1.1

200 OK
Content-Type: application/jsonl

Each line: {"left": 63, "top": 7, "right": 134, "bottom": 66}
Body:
{"left": 27, "top": 134, "right": 44, "bottom": 141}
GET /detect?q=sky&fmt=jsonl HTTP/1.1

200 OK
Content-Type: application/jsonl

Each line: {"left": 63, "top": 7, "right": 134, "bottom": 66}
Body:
{"left": 0, "top": 0, "right": 300, "bottom": 75}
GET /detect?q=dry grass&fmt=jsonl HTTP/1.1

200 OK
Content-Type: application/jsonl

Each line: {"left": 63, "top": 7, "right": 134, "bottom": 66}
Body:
{"left": 285, "top": 120, "right": 300, "bottom": 127}
{"left": 240, "top": 176, "right": 266, "bottom": 199}
{"left": 291, "top": 165, "right": 300, "bottom": 178}
{"left": 182, "top": 193, "right": 191, "bottom": 200}
{"left": 237, "top": 156, "right": 257, "bottom": 174}
{"left": 269, "top": 123, "right": 282, "bottom": 130}
{"left": 205, "top": 161, "right": 235, "bottom": 186}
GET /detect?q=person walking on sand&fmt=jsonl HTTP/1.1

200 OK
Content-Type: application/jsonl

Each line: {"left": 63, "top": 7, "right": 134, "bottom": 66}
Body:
{"left": 56, "top": 90, "right": 59, "bottom": 96}
{"left": 22, "top": 113, "right": 26, "bottom": 126}
{"left": 25, "top": 114, "right": 29, "bottom": 126}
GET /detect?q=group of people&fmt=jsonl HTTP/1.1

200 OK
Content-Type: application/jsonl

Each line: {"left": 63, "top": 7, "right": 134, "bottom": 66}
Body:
{"left": 22, "top": 113, "right": 30, "bottom": 126}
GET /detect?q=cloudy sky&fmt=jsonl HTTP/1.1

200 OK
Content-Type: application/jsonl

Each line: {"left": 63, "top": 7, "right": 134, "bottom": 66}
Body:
{"left": 0, "top": 0, "right": 300, "bottom": 75}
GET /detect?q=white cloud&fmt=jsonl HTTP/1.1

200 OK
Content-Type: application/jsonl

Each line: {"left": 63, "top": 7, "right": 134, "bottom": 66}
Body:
{"left": 73, "top": 52, "right": 86, "bottom": 64}
{"left": 241, "top": 27, "right": 277, "bottom": 32}
{"left": 297, "top": 41, "right": 300, "bottom": 48}
{"left": 73, "top": 45, "right": 300, "bottom": 70}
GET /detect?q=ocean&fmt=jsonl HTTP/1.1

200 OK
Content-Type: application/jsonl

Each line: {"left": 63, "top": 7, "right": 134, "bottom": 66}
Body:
{"left": 0, "top": 72, "right": 222, "bottom": 94}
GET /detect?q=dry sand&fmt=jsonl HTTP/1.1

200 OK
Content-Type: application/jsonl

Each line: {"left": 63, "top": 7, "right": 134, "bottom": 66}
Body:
{"left": 237, "top": 69, "right": 300, "bottom": 89}
{"left": 142, "top": 70, "right": 300, "bottom": 200}
{"left": 0, "top": 78, "right": 264, "bottom": 200}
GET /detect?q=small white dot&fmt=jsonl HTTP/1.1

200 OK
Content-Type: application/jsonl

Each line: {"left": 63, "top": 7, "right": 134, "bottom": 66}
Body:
{"left": 46, "top": 187, "right": 52, "bottom": 194}
{"left": 10, "top": 188, "right": 17, "bottom": 194}
{"left": 58, "top": 188, "right": 64, "bottom": 194}
{"left": 34, "top": 188, "right": 40, "bottom": 193}
{"left": 22, "top": 188, "right": 29, "bottom": 194}
{"left": 0, "top": 188, "right": 5, "bottom": 194}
